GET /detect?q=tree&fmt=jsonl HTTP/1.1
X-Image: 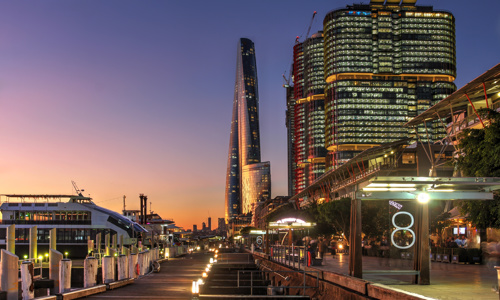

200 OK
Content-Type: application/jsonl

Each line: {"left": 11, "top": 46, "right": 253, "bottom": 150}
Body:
{"left": 314, "top": 197, "right": 351, "bottom": 239}
{"left": 361, "top": 201, "right": 391, "bottom": 239}
{"left": 456, "top": 109, "right": 500, "bottom": 231}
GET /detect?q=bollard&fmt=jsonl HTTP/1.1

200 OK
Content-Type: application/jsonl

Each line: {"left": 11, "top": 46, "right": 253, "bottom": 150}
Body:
{"left": 50, "top": 229, "right": 57, "bottom": 251}
{"left": 117, "top": 255, "right": 128, "bottom": 281}
{"left": 112, "top": 234, "right": 117, "bottom": 250}
{"left": 105, "top": 234, "right": 111, "bottom": 256}
{"left": 6, "top": 224, "right": 15, "bottom": 254}
{"left": 102, "top": 256, "right": 115, "bottom": 284}
{"left": 108, "top": 247, "right": 116, "bottom": 257}
{"left": 87, "top": 237, "right": 94, "bottom": 256}
{"left": 59, "top": 259, "right": 72, "bottom": 294}
{"left": 84, "top": 257, "right": 99, "bottom": 288}
{"left": 21, "top": 261, "right": 34, "bottom": 300}
{"left": 146, "top": 251, "right": 151, "bottom": 273}
{"left": 1, "top": 249, "right": 19, "bottom": 300}
{"left": 137, "top": 252, "right": 144, "bottom": 276}
{"left": 29, "top": 226, "right": 37, "bottom": 262}
{"left": 119, "top": 235, "right": 124, "bottom": 251}
{"left": 49, "top": 249, "right": 63, "bottom": 294}
{"left": 129, "top": 253, "right": 138, "bottom": 279}
{"left": 96, "top": 233, "right": 102, "bottom": 255}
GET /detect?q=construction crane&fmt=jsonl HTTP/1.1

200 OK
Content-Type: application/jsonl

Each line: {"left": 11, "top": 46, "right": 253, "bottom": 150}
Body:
{"left": 296, "top": 11, "right": 317, "bottom": 44}
{"left": 71, "top": 180, "right": 84, "bottom": 197}
{"left": 284, "top": 11, "right": 317, "bottom": 88}
{"left": 305, "top": 11, "right": 317, "bottom": 41}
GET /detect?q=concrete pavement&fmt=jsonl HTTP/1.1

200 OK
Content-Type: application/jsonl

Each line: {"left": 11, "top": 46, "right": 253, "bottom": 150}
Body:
{"left": 314, "top": 253, "right": 499, "bottom": 300}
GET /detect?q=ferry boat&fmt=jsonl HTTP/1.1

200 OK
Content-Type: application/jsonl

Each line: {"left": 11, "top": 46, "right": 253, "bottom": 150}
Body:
{"left": 0, "top": 194, "right": 147, "bottom": 258}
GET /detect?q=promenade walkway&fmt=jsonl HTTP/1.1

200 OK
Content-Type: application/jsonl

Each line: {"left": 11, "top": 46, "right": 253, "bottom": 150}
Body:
{"left": 314, "top": 253, "right": 498, "bottom": 300}
{"left": 86, "top": 252, "right": 210, "bottom": 299}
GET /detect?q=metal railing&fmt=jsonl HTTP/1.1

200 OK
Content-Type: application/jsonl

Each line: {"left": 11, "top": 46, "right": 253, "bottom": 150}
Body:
{"left": 237, "top": 269, "right": 319, "bottom": 296}
{"left": 270, "top": 245, "right": 308, "bottom": 269}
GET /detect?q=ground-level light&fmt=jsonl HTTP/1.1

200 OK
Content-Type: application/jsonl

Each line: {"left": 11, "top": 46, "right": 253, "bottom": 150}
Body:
{"left": 192, "top": 280, "right": 199, "bottom": 295}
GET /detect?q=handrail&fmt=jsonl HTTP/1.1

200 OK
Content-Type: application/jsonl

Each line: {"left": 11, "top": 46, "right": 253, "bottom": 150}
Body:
{"left": 237, "top": 269, "right": 320, "bottom": 296}
{"left": 260, "top": 264, "right": 289, "bottom": 281}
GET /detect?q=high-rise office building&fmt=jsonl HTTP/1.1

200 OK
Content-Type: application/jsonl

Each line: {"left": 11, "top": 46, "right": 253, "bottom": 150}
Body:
{"left": 323, "top": 0, "right": 456, "bottom": 168}
{"left": 225, "top": 38, "right": 271, "bottom": 222}
{"left": 285, "top": 85, "right": 295, "bottom": 196}
{"left": 291, "top": 31, "right": 327, "bottom": 195}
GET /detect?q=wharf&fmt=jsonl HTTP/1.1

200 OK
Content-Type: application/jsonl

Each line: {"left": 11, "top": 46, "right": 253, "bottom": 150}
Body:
{"left": 311, "top": 253, "right": 498, "bottom": 300}
{"left": 85, "top": 252, "right": 210, "bottom": 299}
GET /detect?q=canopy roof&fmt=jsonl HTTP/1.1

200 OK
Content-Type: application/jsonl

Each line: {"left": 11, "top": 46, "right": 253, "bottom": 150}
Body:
{"left": 357, "top": 176, "right": 500, "bottom": 201}
{"left": 405, "top": 63, "right": 500, "bottom": 127}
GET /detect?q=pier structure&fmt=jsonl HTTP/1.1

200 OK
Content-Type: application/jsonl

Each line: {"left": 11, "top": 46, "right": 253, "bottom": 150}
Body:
{"left": 0, "top": 222, "right": 177, "bottom": 299}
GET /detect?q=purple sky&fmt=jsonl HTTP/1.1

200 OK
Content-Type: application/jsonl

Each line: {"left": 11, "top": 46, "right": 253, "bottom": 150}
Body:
{"left": 0, "top": 0, "right": 499, "bottom": 229}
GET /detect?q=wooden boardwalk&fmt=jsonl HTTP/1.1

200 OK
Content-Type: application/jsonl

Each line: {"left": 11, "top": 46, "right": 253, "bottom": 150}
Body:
{"left": 87, "top": 252, "right": 210, "bottom": 299}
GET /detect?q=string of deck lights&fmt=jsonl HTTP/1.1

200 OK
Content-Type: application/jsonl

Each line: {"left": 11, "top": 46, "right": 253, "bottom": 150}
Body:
{"left": 192, "top": 249, "right": 218, "bottom": 297}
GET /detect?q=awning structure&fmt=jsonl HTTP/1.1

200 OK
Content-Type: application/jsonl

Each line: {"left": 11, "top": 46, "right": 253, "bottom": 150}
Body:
{"left": 405, "top": 63, "right": 500, "bottom": 127}
{"left": 268, "top": 218, "right": 316, "bottom": 229}
{"left": 357, "top": 176, "right": 500, "bottom": 201}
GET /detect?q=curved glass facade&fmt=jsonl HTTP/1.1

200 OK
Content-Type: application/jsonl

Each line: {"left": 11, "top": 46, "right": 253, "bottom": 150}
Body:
{"left": 241, "top": 162, "right": 271, "bottom": 215}
{"left": 225, "top": 38, "right": 270, "bottom": 222}
{"left": 323, "top": 4, "right": 456, "bottom": 168}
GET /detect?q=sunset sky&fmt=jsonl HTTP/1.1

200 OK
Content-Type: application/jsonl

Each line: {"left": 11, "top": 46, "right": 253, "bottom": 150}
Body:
{"left": 0, "top": 0, "right": 499, "bottom": 229}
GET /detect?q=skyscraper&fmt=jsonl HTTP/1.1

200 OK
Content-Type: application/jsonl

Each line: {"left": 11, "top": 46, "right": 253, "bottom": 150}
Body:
{"left": 287, "top": 0, "right": 456, "bottom": 196}
{"left": 225, "top": 38, "right": 271, "bottom": 222}
{"left": 285, "top": 85, "right": 295, "bottom": 196}
{"left": 291, "top": 31, "right": 326, "bottom": 195}
{"left": 323, "top": 0, "right": 456, "bottom": 169}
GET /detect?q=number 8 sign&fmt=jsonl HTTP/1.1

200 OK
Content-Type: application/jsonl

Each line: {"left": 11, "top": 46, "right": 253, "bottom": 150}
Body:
{"left": 391, "top": 211, "right": 415, "bottom": 249}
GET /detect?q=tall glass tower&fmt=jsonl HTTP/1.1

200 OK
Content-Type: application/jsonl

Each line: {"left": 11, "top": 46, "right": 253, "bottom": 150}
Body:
{"left": 323, "top": 0, "right": 456, "bottom": 169}
{"left": 292, "top": 31, "right": 326, "bottom": 195}
{"left": 225, "top": 38, "right": 271, "bottom": 222}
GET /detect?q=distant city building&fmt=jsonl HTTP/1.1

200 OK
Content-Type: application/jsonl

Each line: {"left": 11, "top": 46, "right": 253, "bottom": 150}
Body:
{"left": 208, "top": 217, "right": 211, "bottom": 231}
{"left": 291, "top": 31, "right": 326, "bottom": 195}
{"left": 217, "top": 217, "right": 226, "bottom": 233}
{"left": 202, "top": 222, "right": 206, "bottom": 231}
{"left": 322, "top": 0, "right": 456, "bottom": 169}
{"left": 225, "top": 38, "right": 271, "bottom": 222}
{"left": 193, "top": 224, "right": 197, "bottom": 232}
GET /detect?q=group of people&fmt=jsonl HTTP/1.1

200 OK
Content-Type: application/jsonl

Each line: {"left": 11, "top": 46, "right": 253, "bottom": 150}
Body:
{"left": 300, "top": 236, "right": 331, "bottom": 261}
{"left": 438, "top": 235, "right": 468, "bottom": 248}
{"left": 362, "top": 236, "right": 390, "bottom": 256}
